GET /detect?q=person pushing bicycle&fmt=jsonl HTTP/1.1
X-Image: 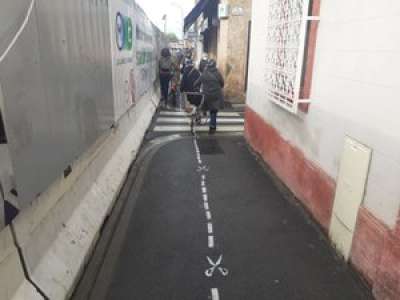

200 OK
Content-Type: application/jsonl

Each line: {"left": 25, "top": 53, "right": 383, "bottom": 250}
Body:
{"left": 180, "top": 59, "right": 202, "bottom": 107}
{"left": 194, "top": 59, "right": 224, "bottom": 135}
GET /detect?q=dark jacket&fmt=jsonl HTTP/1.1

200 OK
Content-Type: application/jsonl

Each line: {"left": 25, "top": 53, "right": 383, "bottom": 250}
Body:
{"left": 199, "top": 59, "right": 208, "bottom": 73}
{"left": 181, "top": 66, "right": 201, "bottom": 93}
{"left": 195, "top": 66, "right": 224, "bottom": 111}
{"left": 181, "top": 66, "right": 202, "bottom": 106}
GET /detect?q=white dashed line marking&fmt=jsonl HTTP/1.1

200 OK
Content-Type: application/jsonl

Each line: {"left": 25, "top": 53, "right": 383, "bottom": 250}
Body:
{"left": 193, "top": 137, "right": 226, "bottom": 299}
{"left": 211, "top": 288, "right": 220, "bottom": 300}
{"left": 208, "top": 235, "right": 215, "bottom": 248}
{"left": 208, "top": 223, "right": 213, "bottom": 234}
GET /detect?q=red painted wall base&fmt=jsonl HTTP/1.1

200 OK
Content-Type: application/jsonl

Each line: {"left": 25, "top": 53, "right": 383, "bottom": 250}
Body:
{"left": 245, "top": 107, "right": 400, "bottom": 299}
{"left": 352, "top": 207, "right": 400, "bottom": 299}
{"left": 244, "top": 107, "right": 335, "bottom": 230}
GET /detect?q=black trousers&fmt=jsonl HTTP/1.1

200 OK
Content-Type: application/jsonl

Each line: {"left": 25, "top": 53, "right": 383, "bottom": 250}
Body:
{"left": 160, "top": 74, "right": 170, "bottom": 102}
{"left": 210, "top": 110, "right": 218, "bottom": 129}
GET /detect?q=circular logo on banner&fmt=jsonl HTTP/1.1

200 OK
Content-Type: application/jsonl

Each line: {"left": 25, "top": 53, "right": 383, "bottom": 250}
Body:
{"left": 116, "top": 12, "right": 133, "bottom": 51}
{"left": 116, "top": 12, "right": 125, "bottom": 50}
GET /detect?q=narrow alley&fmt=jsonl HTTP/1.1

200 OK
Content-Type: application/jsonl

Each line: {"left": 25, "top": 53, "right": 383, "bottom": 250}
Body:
{"left": 72, "top": 108, "right": 372, "bottom": 300}
{"left": 1, "top": 0, "right": 400, "bottom": 300}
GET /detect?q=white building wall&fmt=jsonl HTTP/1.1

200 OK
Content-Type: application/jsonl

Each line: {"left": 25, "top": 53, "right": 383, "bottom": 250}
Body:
{"left": 247, "top": 0, "right": 400, "bottom": 228}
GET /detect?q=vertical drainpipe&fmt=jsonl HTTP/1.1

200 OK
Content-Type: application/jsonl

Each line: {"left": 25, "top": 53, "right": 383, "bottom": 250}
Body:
{"left": 0, "top": 84, "right": 6, "bottom": 230}
{"left": 0, "top": 184, "right": 4, "bottom": 230}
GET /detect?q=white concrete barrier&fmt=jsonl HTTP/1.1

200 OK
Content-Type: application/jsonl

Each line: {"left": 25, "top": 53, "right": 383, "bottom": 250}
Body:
{"left": 0, "top": 227, "right": 43, "bottom": 300}
{"left": 11, "top": 93, "right": 158, "bottom": 299}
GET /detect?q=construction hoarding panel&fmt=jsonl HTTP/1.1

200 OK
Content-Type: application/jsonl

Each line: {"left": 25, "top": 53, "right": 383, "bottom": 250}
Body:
{"left": 134, "top": 3, "right": 156, "bottom": 101}
{"left": 0, "top": 0, "right": 114, "bottom": 208}
{"left": 109, "top": 0, "right": 136, "bottom": 121}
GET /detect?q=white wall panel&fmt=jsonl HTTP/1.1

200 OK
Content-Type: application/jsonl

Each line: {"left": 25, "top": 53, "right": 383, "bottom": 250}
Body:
{"left": 246, "top": 0, "right": 400, "bottom": 228}
{"left": 330, "top": 137, "right": 371, "bottom": 259}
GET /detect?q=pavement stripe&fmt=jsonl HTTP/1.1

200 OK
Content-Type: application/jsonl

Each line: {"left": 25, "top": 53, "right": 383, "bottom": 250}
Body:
{"left": 232, "top": 103, "right": 246, "bottom": 108}
{"left": 156, "top": 117, "right": 244, "bottom": 124}
{"left": 208, "top": 223, "right": 213, "bottom": 234}
{"left": 160, "top": 111, "right": 240, "bottom": 117}
{"left": 204, "top": 202, "right": 210, "bottom": 211}
{"left": 153, "top": 125, "right": 244, "bottom": 132}
{"left": 211, "top": 288, "right": 220, "bottom": 300}
{"left": 208, "top": 235, "right": 215, "bottom": 248}
{"left": 206, "top": 211, "right": 212, "bottom": 220}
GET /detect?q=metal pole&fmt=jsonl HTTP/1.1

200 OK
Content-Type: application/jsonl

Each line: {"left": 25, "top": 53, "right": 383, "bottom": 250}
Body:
{"left": 171, "top": 2, "right": 184, "bottom": 39}
{"left": 162, "top": 14, "right": 168, "bottom": 33}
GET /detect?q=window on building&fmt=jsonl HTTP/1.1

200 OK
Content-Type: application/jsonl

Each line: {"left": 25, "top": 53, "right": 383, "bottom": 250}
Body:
{"left": 265, "top": 0, "right": 320, "bottom": 114}
{"left": 0, "top": 110, "right": 7, "bottom": 144}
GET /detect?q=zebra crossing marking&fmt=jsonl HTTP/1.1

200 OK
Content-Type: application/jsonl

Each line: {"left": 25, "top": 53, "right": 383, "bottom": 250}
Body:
{"left": 156, "top": 117, "right": 244, "bottom": 124}
{"left": 159, "top": 111, "right": 241, "bottom": 117}
{"left": 153, "top": 125, "right": 244, "bottom": 132}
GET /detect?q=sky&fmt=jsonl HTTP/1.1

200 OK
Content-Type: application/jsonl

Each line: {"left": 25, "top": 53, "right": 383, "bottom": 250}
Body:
{"left": 136, "top": 0, "right": 196, "bottom": 39}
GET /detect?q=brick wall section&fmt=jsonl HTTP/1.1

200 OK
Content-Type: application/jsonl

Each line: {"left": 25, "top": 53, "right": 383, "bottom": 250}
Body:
{"left": 218, "top": 0, "right": 252, "bottom": 103}
{"left": 350, "top": 207, "right": 387, "bottom": 284}
{"left": 374, "top": 234, "right": 400, "bottom": 299}
{"left": 351, "top": 207, "right": 400, "bottom": 299}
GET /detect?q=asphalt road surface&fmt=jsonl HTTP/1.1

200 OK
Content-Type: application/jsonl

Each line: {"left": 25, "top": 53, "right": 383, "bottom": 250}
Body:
{"left": 73, "top": 110, "right": 372, "bottom": 300}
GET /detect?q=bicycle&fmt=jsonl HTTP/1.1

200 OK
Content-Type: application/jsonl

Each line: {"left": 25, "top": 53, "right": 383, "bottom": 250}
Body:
{"left": 183, "top": 92, "right": 208, "bottom": 135}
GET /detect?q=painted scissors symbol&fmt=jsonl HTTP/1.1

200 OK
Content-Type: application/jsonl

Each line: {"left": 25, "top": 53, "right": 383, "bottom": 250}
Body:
{"left": 205, "top": 255, "right": 229, "bottom": 277}
{"left": 197, "top": 165, "right": 209, "bottom": 173}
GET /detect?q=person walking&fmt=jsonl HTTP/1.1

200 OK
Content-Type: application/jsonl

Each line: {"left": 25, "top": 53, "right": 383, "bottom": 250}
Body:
{"left": 170, "top": 51, "right": 184, "bottom": 109}
{"left": 159, "top": 48, "right": 175, "bottom": 108}
{"left": 199, "top": 54, "right": 209, "bottom": 73}
{"left": 195, "top": 59, "right": 224, "bottom": 134}
{"left": 180, "top": 59, "right": 202, "bottom": 107}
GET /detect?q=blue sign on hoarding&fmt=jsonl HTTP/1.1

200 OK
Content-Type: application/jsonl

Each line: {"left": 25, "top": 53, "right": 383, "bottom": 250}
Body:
{"left": 116, "top": 12, "right": 133, "bottom": 51}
